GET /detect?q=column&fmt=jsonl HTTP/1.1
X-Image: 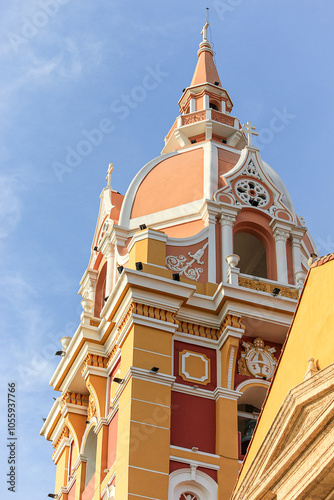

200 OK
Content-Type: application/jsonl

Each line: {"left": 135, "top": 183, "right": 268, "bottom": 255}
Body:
{"left": 273, "top": 228, "right": 290, "bottom": 284}
{"left": 105, "top": 246, "right": 114, "bottom": 297}
{"left": 203, "top": 94, "right": 209, "bottom": 109}
{"left": 190, "top": 98, "right": 196, "bottom": 113}
{"left": 291, "top": 228, "right": 307, "bottom": 287}
{"left": 220, "top": 211, "right": 238, "bottom": 283}
{"left": 202, "top": 202, "right": 220, "bottom": 283}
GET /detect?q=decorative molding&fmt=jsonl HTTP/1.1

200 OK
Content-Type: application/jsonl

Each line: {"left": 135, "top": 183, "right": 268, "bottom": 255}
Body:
{"left": 170, "top": 455, "right": 220, "bottom": 471}
{"left": 227, "top": 346, "right": 236, "bottom": 390}
{"left": 176, "top": 320, "right": 220, "bottom": 340}
{"left": 179, "top": 350, "right": 210, "bottom": 385}
{"left": 234, "top": 178, "right": 270, "bottom": 208}
{"left": 238, "top": 337, "right": 277, "bottom": 381}
{"left": 221, "top": 314, "right": 245, "bottom": 332}
{"left": 82, "top": 353, "right": 109, "bottom": 371}
{"left": 61, "top": 392, "right": 89, "bottom": 408}
{"left": 166, "top": 241, "right": 208, "bottom": 281}
{"left": 238, "top": 276, "right": 299, "bottom": 300}
{"left": 87, "top": 394, "right": 97, "bottom": 420}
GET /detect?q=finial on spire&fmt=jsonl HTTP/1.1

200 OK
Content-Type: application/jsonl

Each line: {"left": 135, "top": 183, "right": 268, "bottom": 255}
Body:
{"left": 106, "top": 163, "right": 113, "bottom": 187}
{"left": 201, "top": 8, "right": 210, "bottom": 42}
{"left": 242, "top": 121, "right": 259, "bottom": 147}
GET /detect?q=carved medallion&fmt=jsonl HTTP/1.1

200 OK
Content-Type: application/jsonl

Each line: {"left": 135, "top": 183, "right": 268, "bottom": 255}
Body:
{"left": 238, "top": 337, "right": 277, "bottom": 380}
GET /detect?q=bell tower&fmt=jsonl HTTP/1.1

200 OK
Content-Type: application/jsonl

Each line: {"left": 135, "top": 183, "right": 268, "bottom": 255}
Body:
{"left": 41, "top": 18, "right": 318, "bottom": 500}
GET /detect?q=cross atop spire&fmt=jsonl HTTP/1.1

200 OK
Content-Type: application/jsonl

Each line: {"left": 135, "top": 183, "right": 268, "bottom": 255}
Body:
{"left": 242, "top": 121, "right": 259, "bottom": 147}
{"left": 106, "top": 163, "right": 113, "bottom": 187}
{"left": 201, "top": 21, "right": 209, "bottom": 43}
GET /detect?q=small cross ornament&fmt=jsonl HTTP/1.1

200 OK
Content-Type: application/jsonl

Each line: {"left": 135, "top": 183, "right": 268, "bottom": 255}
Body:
{"left": 106, "top": 163, "right": 113, "bottom": 187}
{"left": 242, "top": 121, "right": 259, "bottom": 147}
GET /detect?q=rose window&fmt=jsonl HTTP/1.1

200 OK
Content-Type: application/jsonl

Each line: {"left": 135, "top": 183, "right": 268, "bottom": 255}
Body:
{"left": 235, "top": 179, "right": 269, "bottom": 207}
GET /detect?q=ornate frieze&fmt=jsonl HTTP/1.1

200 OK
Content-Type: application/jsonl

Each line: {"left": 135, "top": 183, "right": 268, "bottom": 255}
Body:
{"left": 176, "top": 320, "right": 220, "bottom": 340}
{"left": 182, "top": 110, "right": 206, "bottom": 125}
{"left": 166, "top": 242, "right": 208, "bottom": 281}
{"left": 221, "top": 314, "right": 245, "bottom": 332}
{"left": 82, "top": 354, "right": 109, "bottom": 374}
{"left": 238, "top": 337, "right": 277, "bottom": 380}
{"left": 61, "top": 392, "right": 89, "bottom": 407}
{"left": 211, "top": 110, "right": 234, "bottom": 126}
{"left": 238, "top": 276, "right": 299, "bottom": 299}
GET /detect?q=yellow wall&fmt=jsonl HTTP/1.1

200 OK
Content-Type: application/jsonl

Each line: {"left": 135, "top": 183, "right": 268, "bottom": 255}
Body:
{"left": 238, "top": 260, "right": 334, "bottom": 484}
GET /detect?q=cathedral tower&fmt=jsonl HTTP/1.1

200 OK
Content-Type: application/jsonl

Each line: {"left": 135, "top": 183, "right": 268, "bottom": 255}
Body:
{"left": 41, "top": 21, "right": 317, "bottom": 500}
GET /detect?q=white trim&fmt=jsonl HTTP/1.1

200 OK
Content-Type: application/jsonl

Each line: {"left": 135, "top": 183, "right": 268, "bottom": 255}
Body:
{"left": 131, "top": 367, "right": 176, "bottom": 387}
{"left": 130, "top": 419, "right": 170, "bottom": 430}
{"left": 132, "top": 313, "right": 178, "bottom": 333}
{"left": 82, "top": 364, "right": 108, "bottom": 380}
{"left": 173, "top": 332, "right": 218, "bottom": 349}
{"left": 129, "top": 465, "right": 169, "bottom": 475}
{"left": 128, "top": 495, "right": 162, "bottom": 500}
{"left": 227, "top": 346, "right": 236, "bottom": 390}
{"left": 61, "top": 403, "right": 88, "bottom": 417}
{"left": 166, "top": 227, "right": 209, "bottom": 246}
{"left": 172, "top": 383, "right": 214, "bottom": 400}
{"left": 181, "top": 351, "right": 209, "bottom": 383}
{"left": 213, "top": 387, "right": 242, "bottom": 401}
{"left": 132, "top": 397, "right": 170, "bottom": 408}
{"left": 134, "top": 347, "right": 172, "bottom": 358}
{"left": 52, "top": 437, "right": 71, "bottom": 464}
{"left": 170, "top": 445, "right": 220, "bottom": 459}
{"left": 235, "top": 378, "right": 270, "bottom": 392}
{"left": 127, "top": 228, "right": 168, "bottom": 254}
{"left": 168, "top": 468, "right": 218, "bottom": 500}
{"left": 170, "top": 455, "right": 220, "bottom": 471}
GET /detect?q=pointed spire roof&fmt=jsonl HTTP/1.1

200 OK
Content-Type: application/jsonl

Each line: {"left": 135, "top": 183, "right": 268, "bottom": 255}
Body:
{"left": 190, "top": 20, "right": 221, "bottom": 87}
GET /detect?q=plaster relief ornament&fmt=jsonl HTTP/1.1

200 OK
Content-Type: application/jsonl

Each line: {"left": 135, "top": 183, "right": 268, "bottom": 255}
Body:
{"left": 238, "top": 337, "right": 277, "bottom": 380}
{"left": 166, "top": 242, "right": 208, "bottom": 281}
{"left": 87, "top": 394, "right": 97, "bottom": 420}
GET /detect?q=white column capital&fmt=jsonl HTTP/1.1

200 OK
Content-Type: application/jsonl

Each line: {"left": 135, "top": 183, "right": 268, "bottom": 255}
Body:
{"left": 220, "top": 213, "right": 237, "bottom": 227}
{"left": 273, "top": 227, "right": 290, "bottom": 243}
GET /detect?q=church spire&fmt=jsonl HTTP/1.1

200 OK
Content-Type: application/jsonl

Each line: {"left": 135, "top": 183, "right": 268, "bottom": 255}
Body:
{"left": 190, "top": 14, "right": 221, "bottom": 87}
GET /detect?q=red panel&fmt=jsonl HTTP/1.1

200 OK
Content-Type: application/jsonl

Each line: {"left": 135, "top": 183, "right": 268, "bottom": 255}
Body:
{"left": 171, "top": 392, "right": 216, "bottom": 453}
{"left": 107, "top": 411, "right": 118, "bottom": 469}
{"left": 174, "top": 341, "right": 217, "bottom": 390}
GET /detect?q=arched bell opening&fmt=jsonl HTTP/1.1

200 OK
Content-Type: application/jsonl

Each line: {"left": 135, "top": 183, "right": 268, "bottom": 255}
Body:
{"left": 209, "top": 100, "right": 219, "bottom": 111}
{"left": 234, "top": 232, "right": 267, "bottom": 279}
{"left": 233, "top": 211, "right": 277, "bottom": 281}
{"left": 236, "top": 382, "right": 269, "bottom": 459}
{"left": 94, "top": 262, "right": 107, "bottom": 317}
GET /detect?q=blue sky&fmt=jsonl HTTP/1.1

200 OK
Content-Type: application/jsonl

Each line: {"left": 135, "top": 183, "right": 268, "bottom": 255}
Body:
{"left": 1, "top": 1, "right": 333, "bottom": 498}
